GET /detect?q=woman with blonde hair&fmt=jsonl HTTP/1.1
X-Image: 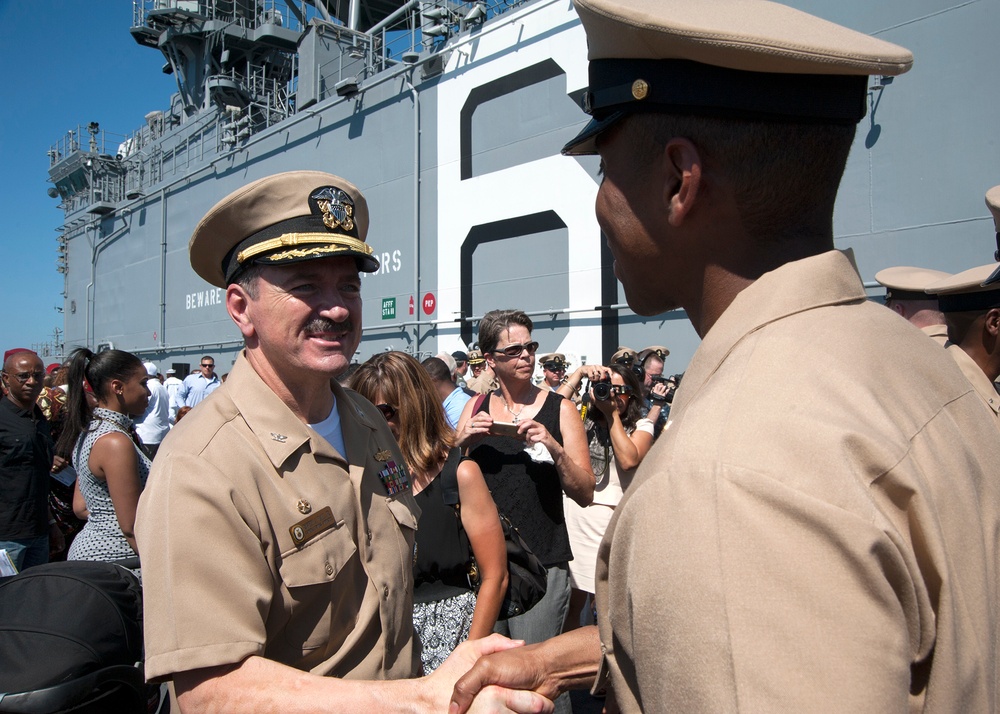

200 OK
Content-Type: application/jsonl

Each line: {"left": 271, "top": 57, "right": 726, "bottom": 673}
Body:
{"left": 350, "top": 351, "right": 507, "bottom": 673}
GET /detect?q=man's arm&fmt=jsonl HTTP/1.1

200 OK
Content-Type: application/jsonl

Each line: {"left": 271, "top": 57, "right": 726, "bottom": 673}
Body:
{"left": 449, "top": 627, "right": 602, "bottom": 714}
{"left": 174, "top": 636, "right": 554, "bottom": 714}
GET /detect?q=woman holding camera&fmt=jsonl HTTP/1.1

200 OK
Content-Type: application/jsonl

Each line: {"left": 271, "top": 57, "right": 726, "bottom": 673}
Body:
{"left": 456, "top": 310, "right": 593, "bottom": 713}
{"left": 561, "top": 361, "right": 654, "bottom": 629}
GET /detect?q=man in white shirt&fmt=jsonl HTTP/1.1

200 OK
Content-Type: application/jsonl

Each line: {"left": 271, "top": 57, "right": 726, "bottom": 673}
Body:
{"left": 163, "top": 368, "right": 184, "bottom": 422}
{"left": 136, "top": 362, "right": 171, "bottom": 459}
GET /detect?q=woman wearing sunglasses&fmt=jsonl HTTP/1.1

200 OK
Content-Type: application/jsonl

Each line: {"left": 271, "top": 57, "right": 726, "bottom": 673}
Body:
{"left": 349, "top": 351, "right": 507, "bottom": 673}
{"left": 562, "top": 361, "right": 654, "bottom": 631}
{"left": 456, "top": 309, "right": 593, "bottom": 712}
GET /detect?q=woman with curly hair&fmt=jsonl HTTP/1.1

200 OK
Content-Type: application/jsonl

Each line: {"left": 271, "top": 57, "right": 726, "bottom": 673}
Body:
{"left": 350, "top": 351, "right": 507, "bottom": 673}
{"left": 561, "top": 360, "right": 654, "bottom": 629}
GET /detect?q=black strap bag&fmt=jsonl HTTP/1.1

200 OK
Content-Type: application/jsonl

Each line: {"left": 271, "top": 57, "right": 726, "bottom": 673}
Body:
{"left": 441, "top": 458, "right": 548, "bottom": 620}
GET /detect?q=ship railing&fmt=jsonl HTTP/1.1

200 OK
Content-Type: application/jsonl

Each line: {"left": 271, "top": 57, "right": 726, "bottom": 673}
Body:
{"left": 133, "top": 0, "right": 313, "bottom": 36}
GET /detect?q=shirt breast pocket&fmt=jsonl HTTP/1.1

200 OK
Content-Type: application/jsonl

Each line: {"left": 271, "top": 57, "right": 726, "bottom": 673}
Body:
{"left": 277, "top": 524, "right": 359, "bottom": 652}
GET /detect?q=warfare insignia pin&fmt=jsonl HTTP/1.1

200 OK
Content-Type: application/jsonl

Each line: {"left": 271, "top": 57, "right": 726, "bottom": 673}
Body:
{"left": 375, "top": 449, "right": 392, "bottom": 462}
{"left": 311, "top": 187, "right": 355, "bottom": 232}
{"left": 270, "top": 432, "right": 287, "bottom": 443}
{"left": 377, "top": 460, "right": 410, "bottom": 495}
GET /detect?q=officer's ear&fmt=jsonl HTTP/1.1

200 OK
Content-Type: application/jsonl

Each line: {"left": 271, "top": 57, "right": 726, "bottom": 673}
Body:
{"left": 662, "top": 137, "right": 702, "bottom": 228}
{"left": 226, "top": 283, "right": 256, "bottom": 340}
{"left": 984, "top": 308, "right": 1000, "bottom": 338}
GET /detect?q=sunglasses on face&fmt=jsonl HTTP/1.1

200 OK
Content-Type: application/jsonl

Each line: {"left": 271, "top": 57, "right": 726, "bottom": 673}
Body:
{"left": 543, "top": 363, "right": 565, "bottom": 372}
{"left": 492, "top": 341, "right": 539, "bottom": 358}
{"left": 4, "top": 371, "right": 44, "bottom": 384}
{"left": 376, "top": 403, "right": 397, "bottom": 421}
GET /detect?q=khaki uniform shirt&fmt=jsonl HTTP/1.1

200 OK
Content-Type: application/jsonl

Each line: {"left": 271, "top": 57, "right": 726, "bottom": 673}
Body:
{"left": 921, "top": 323, "right": 949, "bottom": 347}
{"left": 137, "top": 352, "right": 420, "bottom": 682}
{"left": 596, "top": 250, "right": 1000, "bottom": 712}
{"left": 945, "top": 342, "right": 1000, "bottom": 425}
{"left": 466, "top": 370, "right": 498, "bottom": 395}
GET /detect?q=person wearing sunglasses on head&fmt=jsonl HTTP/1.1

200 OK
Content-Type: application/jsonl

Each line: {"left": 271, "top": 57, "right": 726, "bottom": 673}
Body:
{"left": 456, "top": 308, "right": 594, "bottom": 714}
{"left": 351, "top": 352, "right": 508, "bottom": 674}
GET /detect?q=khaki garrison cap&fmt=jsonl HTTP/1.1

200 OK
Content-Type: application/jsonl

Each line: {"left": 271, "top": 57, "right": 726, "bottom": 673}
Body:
{"left": 925, "top": 265, "right": 1000, "bottom": 314}
{"left": 563, "top": 0, "right": 914, "bottom": 155}
{"left": 540, "top": 353, "right": 568, "bottom": 369}
{"left": 468, "top": 349, "right": 486, "bottom": 365}
{"left": 190, "top": 171, "right": 379, "bottom": 288}
{"left": 875, "top": 267, "right": 951, "bottom": 302}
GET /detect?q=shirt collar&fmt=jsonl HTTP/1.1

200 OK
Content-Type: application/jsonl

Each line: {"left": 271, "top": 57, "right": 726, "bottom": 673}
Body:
{"left": 673, "top": 249, "right": 866, "bottom": 410}
{"left": 225, "top": 351, "right": 381, "bottom": 470}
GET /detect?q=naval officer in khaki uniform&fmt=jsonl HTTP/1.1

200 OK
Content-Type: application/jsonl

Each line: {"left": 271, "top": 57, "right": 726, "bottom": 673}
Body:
{"left": 450, "top": 0, "right": 1000, "bottom": 711}
{"left": 875, "top": 266, "right": 951, "bottom": 346}
{"left": 925, "top": 262, "right": 1000, "bottom": 426}
{"left": 136, "top": 172, "right": 549, "bottom": 713}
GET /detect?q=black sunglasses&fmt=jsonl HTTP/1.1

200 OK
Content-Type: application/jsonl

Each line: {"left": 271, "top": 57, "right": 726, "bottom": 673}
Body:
{"left": 492, "top": 341, "right": 539, "bottom": 358}
{"left": 376, "top": 403, "right": 397, "bottom": 421}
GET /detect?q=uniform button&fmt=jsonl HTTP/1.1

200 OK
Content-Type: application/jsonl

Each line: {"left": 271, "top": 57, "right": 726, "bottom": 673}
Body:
{"left": 325, "top": 562, "right": 334, "bottom": 576}
{"left": 366, "top": 530, "right": 373, "bottom": 544}
{"left": 383, "top": 585, "right": 389, "bottom": 598}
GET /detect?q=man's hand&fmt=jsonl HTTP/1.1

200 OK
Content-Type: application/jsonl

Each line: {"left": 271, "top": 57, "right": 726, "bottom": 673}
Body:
{"left": 450, "top": 628, "right": 603, "bottom": 714}
{"left": 430, "top": 634, "right": 553, "bottom": 714}
{"left": 449, "top": 641, "right": 557, "bottom": 714}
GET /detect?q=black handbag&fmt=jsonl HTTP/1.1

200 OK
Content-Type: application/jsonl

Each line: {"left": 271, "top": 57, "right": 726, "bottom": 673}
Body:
{"left": 441, "top": 455, "right": 548, "bottom": 620}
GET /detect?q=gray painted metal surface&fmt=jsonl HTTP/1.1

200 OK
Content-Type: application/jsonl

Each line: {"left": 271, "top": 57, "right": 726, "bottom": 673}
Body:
{"left": 48, "top": 0, "right": 1000, "bottom": 378}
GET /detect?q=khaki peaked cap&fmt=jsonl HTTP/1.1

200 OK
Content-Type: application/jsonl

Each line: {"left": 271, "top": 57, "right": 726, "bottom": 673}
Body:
{"left": 988, "top": 186, "right": 1000, "bottom": 234}
{"left": 540, "top": 353, "right": 568, "bottom": 369}
{"left": 875, "top": 267, "right": 951, "bottom": 301}
{"left": 611, "top": 346, "right": 637, "bottom": 364}
{"left": 190, "top": 171, "right": 379, "bottom": 288}
{"left": 925, "top": 265, "right": 1000, "bottom": 313}
{"left": 468, "top": 349, "right": 486, "bottom": 365}
{"left": 564, "top": 0, "right": 914, "bottom": 155}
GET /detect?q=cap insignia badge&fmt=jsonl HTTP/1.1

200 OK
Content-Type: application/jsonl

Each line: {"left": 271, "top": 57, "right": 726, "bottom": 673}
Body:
{"left": 631, "top": 79, "right": 649, "bottom": 101}
{"left": 311, "top": 187, "right": 355, "bottom": 232}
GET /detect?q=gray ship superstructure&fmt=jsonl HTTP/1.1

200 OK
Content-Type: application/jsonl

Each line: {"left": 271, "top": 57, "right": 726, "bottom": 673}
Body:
{"left": 47, "top": 0, "right": 1000, "bottom": 375}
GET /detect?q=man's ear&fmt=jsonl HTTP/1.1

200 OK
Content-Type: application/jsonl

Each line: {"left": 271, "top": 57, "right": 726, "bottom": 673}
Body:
{"left": 662, "top": 137, "right": 703, "bottom": 228}
{"left": 226, "top": 284, "right": 256, "bottom": 340}
{"left": 985, "top": 308, "right": 1000, "bottom": 338}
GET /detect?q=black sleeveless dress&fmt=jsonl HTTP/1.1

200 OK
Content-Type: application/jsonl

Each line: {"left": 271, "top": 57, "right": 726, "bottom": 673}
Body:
{"left": 468, "top": 391, "right": 572, "bottom": 566}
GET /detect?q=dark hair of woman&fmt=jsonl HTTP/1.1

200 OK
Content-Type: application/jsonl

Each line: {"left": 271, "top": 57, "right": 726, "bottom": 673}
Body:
{"left": 349, "top": 351, "right": 456, "bottom": 476}
{"left": 56, "top": 348, "right": 145, "bottom": 457}
{"left": 588, "top": 362, "right": 644, "bottom": 433}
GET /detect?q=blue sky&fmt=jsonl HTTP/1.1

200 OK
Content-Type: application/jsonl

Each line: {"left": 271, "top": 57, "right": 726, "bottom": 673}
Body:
{"left": 0, "top": 1, "right": 175, "bottom": 361}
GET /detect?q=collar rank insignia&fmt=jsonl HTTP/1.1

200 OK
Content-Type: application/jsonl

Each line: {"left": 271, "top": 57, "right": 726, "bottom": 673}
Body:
{"left": 311, "top": 187, "right": 354, "bottom": 232}
{"left": 378, "top": 460, "right": 410, "bottom": 495}
{"left": 270, "top": 432, "right": 287, "bottom": 443}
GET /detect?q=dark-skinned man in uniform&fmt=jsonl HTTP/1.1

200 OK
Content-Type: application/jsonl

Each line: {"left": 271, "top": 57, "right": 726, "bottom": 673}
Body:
{"left": 449, "top": 0, "right": 1000, "bottom": 711}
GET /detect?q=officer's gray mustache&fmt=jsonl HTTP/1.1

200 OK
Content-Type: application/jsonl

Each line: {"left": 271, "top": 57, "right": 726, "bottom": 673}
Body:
{"left": 305, "top": 318, "right": 354, "bottom": 334}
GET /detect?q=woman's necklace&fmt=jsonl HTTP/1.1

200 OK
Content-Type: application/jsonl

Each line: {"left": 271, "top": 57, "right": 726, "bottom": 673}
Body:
{"left": 499, "top": 393, "right": 527, "bottom": 423}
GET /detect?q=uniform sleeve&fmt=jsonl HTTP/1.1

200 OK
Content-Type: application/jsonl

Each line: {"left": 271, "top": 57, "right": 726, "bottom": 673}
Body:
{"left": 604, "top": 462, "right": 918, "bottom": 712}
{"left": 137, "top": 449, "right": 273, "bottom": 680}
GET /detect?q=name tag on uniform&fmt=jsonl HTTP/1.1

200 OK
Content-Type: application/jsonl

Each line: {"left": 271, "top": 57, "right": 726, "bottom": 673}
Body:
{"left": 289, "top": 506, "right": 339, "bottom": 548}
{"left": 378, "top": 460, "right": 410, "bottom": 495}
